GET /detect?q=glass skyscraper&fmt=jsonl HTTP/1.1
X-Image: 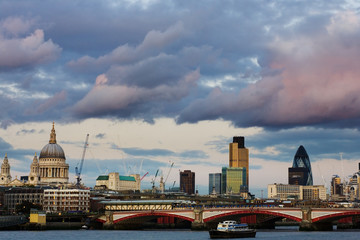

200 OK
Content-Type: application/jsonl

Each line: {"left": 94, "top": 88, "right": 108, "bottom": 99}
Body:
{"left": 289, "top": 145, "right": 313, "bottom": 186}
{"left": 209, "top": 173, "right": 221, "bottom": 194}
{"left": 221, "top": 167, "right": 247, "bottom": 194}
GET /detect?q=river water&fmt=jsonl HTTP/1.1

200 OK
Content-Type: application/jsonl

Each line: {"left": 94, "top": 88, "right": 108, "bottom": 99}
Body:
{"left": 1, "top": 229, "right": 360, "bottom": 240}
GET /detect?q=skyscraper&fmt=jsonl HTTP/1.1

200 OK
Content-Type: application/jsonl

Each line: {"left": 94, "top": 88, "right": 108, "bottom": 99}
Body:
{"left": 331, "top": 175, "right": 343, "bottom": 197}
{"left": 209, "top": 173, "right": 221, "bottom": 194}
{"left": 180, "top": 170, "right": 195, "bottom": 195}
{"left": 229, "top": 136, "right": 249, "bottom": 188}
{"left": 221, "top": 167, "right": 247, "bottom": 195}
{"left": 288, "top": 145, "right": 313, "bottom": 186}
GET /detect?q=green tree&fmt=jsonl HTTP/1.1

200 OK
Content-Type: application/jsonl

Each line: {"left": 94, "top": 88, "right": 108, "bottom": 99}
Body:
{"left": 15, "top": 201, "right": 42, "bottom": 214}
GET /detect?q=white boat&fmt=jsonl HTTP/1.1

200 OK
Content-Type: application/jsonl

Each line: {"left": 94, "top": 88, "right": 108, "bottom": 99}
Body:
{"left": 209, "top": 220, "right": 256, "bottom": 238}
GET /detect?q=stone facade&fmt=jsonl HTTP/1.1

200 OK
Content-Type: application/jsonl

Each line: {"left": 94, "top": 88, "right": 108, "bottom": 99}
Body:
{"left": 43, "top": 189, "right": 90, "bottom": 213}
{"left": 38, "top": 123, "right": 69, "bottom": 185}
{"left": 95, "top": 172, "right": 140, "bottom": 192}
{"left": 0, "top": 123, "right": 69, "bottom": 187}
{"left": 0, "top": 154, "right": 11, "bottom": 185}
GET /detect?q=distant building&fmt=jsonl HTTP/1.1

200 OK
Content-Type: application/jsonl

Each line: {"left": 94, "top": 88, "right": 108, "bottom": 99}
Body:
{"left": 288, "top": 145, "right": 313, "bottom": 186}
{"left": 268, "top": 184, "right": 300, "bottom": 199}
{"left": 38, "top": 123, "right": 69, "bottom": 185}
{"left": 180, "top": 170, "right": 195, "bottom": 195}
{"left": 0, "top": 154, "right": 11, "bottom": 185}
{"left": 346, "top": 163, "right": 360, "bottom": 201}
{"left": 288, "top": 167, "right": 309, "bottom": 185}
{"left": 95, "top": 172, "right": 140, "bottom": 192}
{"left": 229, "top": 136, "right": 249, "bottom": 188}
{"left": 221, "top": 167, "right": 247, "bottom": 196}
{"left": 3, "top": 187, "right": 44, "bottom": 214}
{"left": 0, "top": 123, "right": 69, "bottom": 187}
{"left": 209, "top": 173, "right": 221, "bottom": 194}
{"left": 268, "top": 183, "right": 326, "bottom": 200}
{"left": 331, "top": 175, "right": 344, "bottom": 200}
{"left": 43, "top": 188, "right": 90, "bottom": 213}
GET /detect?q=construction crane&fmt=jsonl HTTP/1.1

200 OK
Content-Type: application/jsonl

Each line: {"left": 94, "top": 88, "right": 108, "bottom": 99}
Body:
{"left": 164, "top": 162, "right": 174, "bottom": 189}
{"left": 151, "top": 169, "right": 159, "bottom": 193}
{"left": 75, "top": 134, "right": 89, "bottom": 188}
{"left": 141, "top": 172, "right": 149, "bottom": 181}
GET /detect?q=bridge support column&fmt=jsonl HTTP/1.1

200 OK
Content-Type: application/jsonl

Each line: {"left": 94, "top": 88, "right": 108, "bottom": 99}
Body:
{"left": 299, "top": 207, "right": 332, "bottom": 231}
{"left": 103, "top": 211, "right": 114, "bottom": 230}
{"left": 191, "top": 208, "right": 205, "bottom": 230}
{"left": 300, "top": 221, "right": 332, "bottom": 231}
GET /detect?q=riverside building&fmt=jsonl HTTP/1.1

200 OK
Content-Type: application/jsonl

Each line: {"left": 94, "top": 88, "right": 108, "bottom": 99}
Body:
{"left": 43, "top": 188, "right": 90, "bottom": 213}
{"left": 267, "top": 183, "right": 326, "bottom": 200}
{"left": 95, "top": 172, "right": 141, "bottom": 192}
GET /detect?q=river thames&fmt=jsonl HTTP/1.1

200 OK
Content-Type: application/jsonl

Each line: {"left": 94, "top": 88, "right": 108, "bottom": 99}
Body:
{"left": 1, "top": 229, "right": 360, "bottom": 240}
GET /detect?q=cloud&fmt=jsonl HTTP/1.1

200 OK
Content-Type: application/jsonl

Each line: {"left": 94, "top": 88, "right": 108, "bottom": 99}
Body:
{"left": 95, "top": 133, "right": 106, "bottom": 139}
{"left": 25, "top": 90, "right": 67, "bottom": 115}
{"left": 67, "top": 21, "right": 185, "bottom": 74}
{"left": 72, "top": 69, "right": 199, "bottom": 119}
{"left": 16, "top": 129, "right": 36, "bottom": 135}
{"left": 121, "top": 147, "right": 175, "bottom": 157}
{"left": 0, "top": 17, "right": 61, "bottom": 70}
{"left": 178, "top": 10, "right": 360, "bottom": 129}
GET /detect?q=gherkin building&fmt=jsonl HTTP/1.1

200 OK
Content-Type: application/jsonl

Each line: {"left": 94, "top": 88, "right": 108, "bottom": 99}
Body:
{"left": 292, "top": 145, "right": 313, "bottom": 185}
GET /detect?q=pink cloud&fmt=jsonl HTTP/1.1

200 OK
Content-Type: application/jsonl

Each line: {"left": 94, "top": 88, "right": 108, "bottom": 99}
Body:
{"left": 179, "top": 11, "right": 360, "bottom": 127}
{"left": 0, "top": 17, "right": 61, "bottom": 69}
{"left": 72, "top": 69, "right": 199, "bottom": 116}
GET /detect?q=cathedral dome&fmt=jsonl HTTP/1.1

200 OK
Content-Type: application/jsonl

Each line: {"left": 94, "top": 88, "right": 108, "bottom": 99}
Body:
{"left": 40, "top": 143, "right": 65, "bottom": 159}
{"left": 39, "top": 122, "right": 66, "bottom": 159}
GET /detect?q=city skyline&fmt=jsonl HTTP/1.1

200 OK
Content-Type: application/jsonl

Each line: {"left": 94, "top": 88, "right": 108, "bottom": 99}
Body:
{"left": 1, "top": 1, "right": 360, "bottom": 195}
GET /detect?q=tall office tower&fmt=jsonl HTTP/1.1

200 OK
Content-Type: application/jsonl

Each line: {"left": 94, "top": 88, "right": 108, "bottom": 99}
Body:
{"left": 209, "top": 173, "right": 221, "bottom": 194}
{"left": 288, "top": 167, "right": 309, "bottom": 185}
{"left": 221, "top": 167, "right": 247, "bottom": 195}
{"left": 331, "top": 175, "right": 343, "bottom": 197}
{"left": 229, "top": 136, "right": 249, "bottom": 187}
{"left": 288, "top": 145, "right": 313, "bottom": 186}
{"left": 180, "top": 170, "right": 195, "bottom": 195}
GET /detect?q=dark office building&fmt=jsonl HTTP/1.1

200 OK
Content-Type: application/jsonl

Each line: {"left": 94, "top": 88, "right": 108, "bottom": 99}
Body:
{"left": 288, "top": 145, "right": 313, "bottom": 186}
{"left": 288, "top": 167, "right": 308, "bottom": 185}
{"left": 180, "top": 170, "right": 195, "bottom": 195}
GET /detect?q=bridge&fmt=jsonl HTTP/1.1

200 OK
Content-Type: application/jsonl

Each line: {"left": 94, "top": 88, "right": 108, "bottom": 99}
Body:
{"left": 96, "top": 200, "right": 360, "bottom": 230}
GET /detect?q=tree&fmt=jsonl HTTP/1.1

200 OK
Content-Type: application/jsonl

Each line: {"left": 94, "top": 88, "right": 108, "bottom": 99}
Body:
{"left": 15, "top": 201, "right": 42, "bottom": 214}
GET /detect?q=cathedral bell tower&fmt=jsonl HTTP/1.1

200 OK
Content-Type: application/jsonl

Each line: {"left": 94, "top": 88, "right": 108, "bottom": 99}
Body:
{"left": 0, "top": 153, "right": 12, "bottom": 185}
{"left": 28, "top": 153, "right": 40, "bottom": 185}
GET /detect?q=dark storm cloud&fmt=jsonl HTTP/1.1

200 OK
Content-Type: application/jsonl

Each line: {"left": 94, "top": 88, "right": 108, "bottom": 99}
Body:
{"left": 1, "top": 0, "right": 359, "bottom": 131}
{"left": 247, "top": 127, "right": 360, "bottom": 162}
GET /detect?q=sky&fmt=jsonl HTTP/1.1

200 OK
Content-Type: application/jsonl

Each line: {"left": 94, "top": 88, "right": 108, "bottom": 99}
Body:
{"left": 1, "top": 0, "right": 360, "bottom": 196}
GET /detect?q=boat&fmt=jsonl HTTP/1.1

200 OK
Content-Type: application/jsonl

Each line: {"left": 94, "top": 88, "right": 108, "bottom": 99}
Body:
{"left": 209, "top": 220, "right": 256, "bottom": 239}
{"left": 80, "top": 225, "right": 88, "bottom": 230}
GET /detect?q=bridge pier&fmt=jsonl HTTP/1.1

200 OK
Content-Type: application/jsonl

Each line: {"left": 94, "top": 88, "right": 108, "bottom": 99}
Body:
{"left": 299, "top": 221, "right": 333, "bottom": 231}
{"left": 103, "top": 211, "right": 114, "bottom": 230}
{"left": 191, "top": 208, "right": 206, "bottom": 230}
{"left": 299, "top": 207, "right": 332, "bottom": 231}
